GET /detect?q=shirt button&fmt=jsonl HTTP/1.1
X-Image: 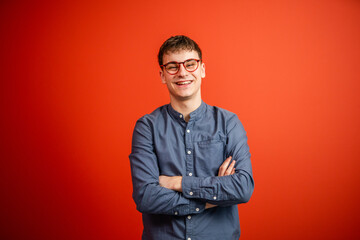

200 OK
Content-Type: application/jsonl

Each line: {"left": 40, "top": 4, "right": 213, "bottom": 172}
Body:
{"left": 187, "top": 215, "right": 191, "bottom": 219}
{"left": 188, "top": 238, "right": 191, "bottom": 240}
{"left": 187, "top": 150, "right": 191, "bottom": 155}
{"left": 174, "top": 211, "right": 178, "bottom": 215}
{"left": 179, "top": 114, "right": 183, "bottom": 118}
{"left": 188, "top": 172, "right": 193, "bottom": 176}
{"left": 195, "top": 208, "right": 199, "bottom": 212}
{"left": 189, "top": 191, "right": 193, "bottom": 196}
{"left": 186, "top": 129, "right": 190, "bottom": 133}
{"left": 213, "top": 196, "right": 217, "bottom": 200}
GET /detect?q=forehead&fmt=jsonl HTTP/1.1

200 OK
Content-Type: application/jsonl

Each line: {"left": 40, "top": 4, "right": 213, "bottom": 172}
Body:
{"left": 163, "top": 50, "right": 200, "bottom": 63}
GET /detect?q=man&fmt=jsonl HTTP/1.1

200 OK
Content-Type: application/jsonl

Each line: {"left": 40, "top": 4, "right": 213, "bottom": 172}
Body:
{"left": 129, "top": 35, "right": 254, "bottom": 240}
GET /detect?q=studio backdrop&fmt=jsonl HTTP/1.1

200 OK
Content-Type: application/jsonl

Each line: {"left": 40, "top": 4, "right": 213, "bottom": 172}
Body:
{"left": 1, "top": 0, "right": 359, "bottom": 239}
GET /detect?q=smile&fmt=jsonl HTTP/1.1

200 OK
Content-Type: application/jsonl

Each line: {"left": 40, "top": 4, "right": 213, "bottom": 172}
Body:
{"left": 175, "top": 81, "right": 193, "bottom": 85}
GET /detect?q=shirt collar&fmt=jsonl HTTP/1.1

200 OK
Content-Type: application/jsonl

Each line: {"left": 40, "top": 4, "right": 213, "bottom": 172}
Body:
{"left": 167, "top": 101, "right": 206, "bottom": 122}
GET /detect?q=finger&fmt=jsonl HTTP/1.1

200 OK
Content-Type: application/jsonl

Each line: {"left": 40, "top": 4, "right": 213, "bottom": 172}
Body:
{"left": 225, "top": 160, "right": 236, "bottom": 176}
{"left": 218, "top": 156, "right": 232, "bottom": 176}
{"left": 231, "top": 168, "right": 235, "bottom": 175}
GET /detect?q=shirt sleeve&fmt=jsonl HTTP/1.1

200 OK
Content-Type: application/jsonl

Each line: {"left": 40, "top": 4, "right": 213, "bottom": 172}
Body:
{"left": 181, "top": 115, "right": 254, "bottom": 206}
{"left": 129, "top": 118, "right": 206, "bottom": 216}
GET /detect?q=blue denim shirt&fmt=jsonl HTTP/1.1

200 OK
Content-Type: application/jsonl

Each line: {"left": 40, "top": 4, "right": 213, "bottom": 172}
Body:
{"left": 129, "top": 101, "right": 254, "bottom": 240}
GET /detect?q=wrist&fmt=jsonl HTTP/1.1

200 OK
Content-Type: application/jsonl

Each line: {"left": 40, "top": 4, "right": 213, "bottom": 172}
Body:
{"left": 176, "top": 176, "right": 183, "bottom": 192}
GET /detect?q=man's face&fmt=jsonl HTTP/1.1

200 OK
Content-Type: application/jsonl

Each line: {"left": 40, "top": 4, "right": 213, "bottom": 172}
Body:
{"left": 160, "top": 50, "right": 205, "bottom": 102}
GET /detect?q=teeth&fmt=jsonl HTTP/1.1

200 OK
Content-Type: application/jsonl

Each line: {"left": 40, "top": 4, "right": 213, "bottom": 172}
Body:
{"left": 176, "top": 81, "right": 191, "bottom": 85}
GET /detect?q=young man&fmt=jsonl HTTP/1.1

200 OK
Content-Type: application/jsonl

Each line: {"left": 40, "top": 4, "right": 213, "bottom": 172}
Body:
{"left": 129, "top": 35, "right": 254, "bottom": 240}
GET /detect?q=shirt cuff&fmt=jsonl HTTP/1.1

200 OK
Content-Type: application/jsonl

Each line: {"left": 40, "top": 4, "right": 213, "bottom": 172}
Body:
{"left": 182, "top": 176, "right": 216, "bottom": 201}
{"left": 176, "top": 199, "right": 205, "bottom": 216}
{"left": 182, "top": 176, "right": 201, "bottom": 198}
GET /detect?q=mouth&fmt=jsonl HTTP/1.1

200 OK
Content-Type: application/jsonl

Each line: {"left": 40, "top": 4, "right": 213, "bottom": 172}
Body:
{"left": 175, "top": 80, "right": 193, "bottom": 86}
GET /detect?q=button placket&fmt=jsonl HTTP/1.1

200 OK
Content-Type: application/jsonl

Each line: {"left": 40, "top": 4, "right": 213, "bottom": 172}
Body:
{"left": 184, "top": 122, "right": 194, "bottom": 181}
{"left": 184, "top": 122, "right": 194, "bottom": 240}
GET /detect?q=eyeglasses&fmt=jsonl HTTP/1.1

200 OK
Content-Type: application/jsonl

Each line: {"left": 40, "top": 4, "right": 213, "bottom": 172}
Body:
{"left": 161, "top": 59, "right": 201, "bottom": 75}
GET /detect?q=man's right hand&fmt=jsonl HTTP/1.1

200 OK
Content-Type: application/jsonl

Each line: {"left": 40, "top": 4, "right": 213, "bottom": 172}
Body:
{"left": 205, "top": 156, "right": 236, "bottom": 209}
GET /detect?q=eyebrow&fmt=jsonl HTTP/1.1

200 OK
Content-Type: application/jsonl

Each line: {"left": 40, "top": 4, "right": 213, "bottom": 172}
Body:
{"left": 164, "top": 59, "right": 197, "bottom": 65}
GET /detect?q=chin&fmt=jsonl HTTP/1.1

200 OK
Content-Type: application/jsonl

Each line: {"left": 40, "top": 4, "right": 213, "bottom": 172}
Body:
{"left": 177, "top": 94, "right": 197, "bottom": 101}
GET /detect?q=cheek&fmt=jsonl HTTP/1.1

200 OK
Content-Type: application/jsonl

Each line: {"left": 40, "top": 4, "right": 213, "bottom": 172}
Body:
{"left": 162, "top": 76, "right": 171, "bottom": 84}
{"left": 195, "top": 73, "right": 203, "bottom": 81}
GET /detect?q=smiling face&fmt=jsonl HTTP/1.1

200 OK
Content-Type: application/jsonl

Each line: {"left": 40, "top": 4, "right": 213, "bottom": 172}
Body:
{"left": 160, "top": 50, "right": 205, "bottom": 103}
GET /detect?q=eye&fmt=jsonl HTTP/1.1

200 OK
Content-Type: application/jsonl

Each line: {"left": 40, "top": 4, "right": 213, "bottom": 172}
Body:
{"left": 185, "top": 60, "right": 197, "bottom": 68}
{"left": 167, "top": 66, "right": 178, "bottom": 70}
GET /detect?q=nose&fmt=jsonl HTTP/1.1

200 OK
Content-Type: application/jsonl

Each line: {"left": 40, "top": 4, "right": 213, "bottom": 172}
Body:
{"left": 177, "top": 63, "right": 188, "bottom": 77}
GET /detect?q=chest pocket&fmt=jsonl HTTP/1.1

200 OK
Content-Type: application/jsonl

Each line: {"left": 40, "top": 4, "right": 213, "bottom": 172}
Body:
{"left": 194, "top": 137, "right": 226, "bottom": 177}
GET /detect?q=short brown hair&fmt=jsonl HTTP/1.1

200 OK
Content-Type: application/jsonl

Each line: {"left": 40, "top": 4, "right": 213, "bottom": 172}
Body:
{"left": 158, "top": 35, "right": 202, "bottom": 66}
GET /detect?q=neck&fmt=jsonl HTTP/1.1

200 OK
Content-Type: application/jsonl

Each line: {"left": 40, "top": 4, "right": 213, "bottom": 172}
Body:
{"left": 170, "top": 95, "right": 202, "bottom": 122}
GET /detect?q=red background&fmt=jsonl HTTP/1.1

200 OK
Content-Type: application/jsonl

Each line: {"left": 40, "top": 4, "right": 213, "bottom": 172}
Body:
{"left": 1, "top": 0, "right": 359, "bottom": 239}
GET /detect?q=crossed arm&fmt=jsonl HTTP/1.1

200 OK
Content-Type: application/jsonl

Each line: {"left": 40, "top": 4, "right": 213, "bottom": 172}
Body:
{"left": 130, "top": 116, "right": 254, "bottom": 216}
{"left": 159, "top": 156, "right": 236, "bottom": 209}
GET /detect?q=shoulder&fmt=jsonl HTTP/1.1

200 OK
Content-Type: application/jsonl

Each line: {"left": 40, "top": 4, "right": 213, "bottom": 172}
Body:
{"left": 135, "top": 104, "right": 168, "bottom": 128}
{"left": 206, "top": 103, "right": 245, "bottom": 133}
{"left": 213, "top": 105, "right": 237, "bottom": 117}
{"left": 207, "top": 104, "right": 240, "bottom": 122}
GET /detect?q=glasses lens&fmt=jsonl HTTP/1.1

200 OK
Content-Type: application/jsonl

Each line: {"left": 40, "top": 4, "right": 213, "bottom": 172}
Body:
{"left": 184, "top": 60, "right": 198, "bottom": 72}
{"left": 165, "top": 63, "right": 179, "bottom": 74}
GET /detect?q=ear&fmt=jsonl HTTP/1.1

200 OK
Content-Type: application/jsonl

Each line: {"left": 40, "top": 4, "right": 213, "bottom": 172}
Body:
{"left": 160, "top": 69, "right": 166, "bottom": 84}
{"left": 201, "top": 62, "right": 206, "bottom": 78}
